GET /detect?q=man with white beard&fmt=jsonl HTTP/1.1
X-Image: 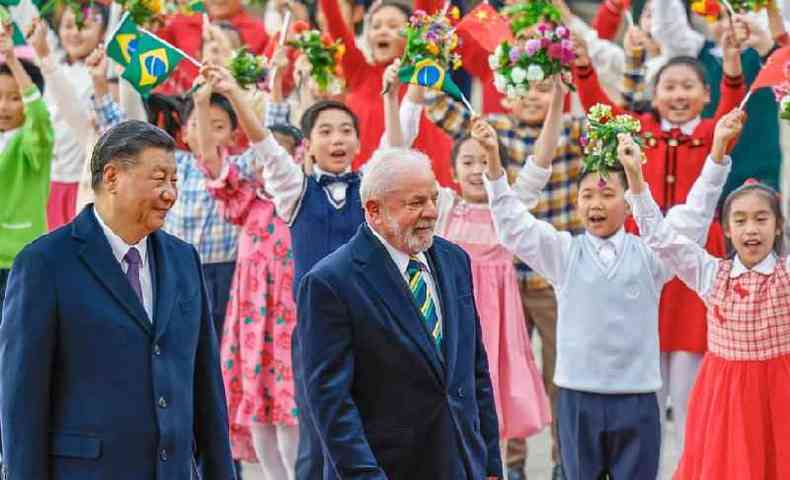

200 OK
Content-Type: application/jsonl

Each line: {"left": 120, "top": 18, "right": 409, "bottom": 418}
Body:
{"left": 294, "top": 148, "right": 503, "bottom": 479}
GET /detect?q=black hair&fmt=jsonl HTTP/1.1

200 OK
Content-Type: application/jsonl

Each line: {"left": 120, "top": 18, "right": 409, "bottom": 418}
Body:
{"left": 146, "top": 93, "right": 188, "bottom": 140}
{"left": 653, "top": 56, "right": 709, "bottom": 90}
{"left": 721, "top": 181, "right": 785, "bottom": 256}
{"left": 270, "top": 123, "right": 304, "bottom": 145}
{"left": 300, "top": 100, "right": 359, "bottom": 139}
{"left": 576, "top": 164, "right": 629, "bottom": 190}
{"left": 90, "top": 120, "right": 176, "bottom": 189}
{"left": 181, "top": 93, "right": 239, "bottom": 131}
{"left": 0, "top": 58, "right": 45, "bottom": 94}
{"left": 367, "top": 1, "right": 412, "bottom": 21}
{"left": 450, "top": 134, "right": 510, "bottom": 171}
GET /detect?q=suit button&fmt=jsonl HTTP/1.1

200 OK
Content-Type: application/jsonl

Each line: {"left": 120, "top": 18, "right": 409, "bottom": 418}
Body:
{"left": 153, "top": 344, "right": 161, "bottom": 356}
{"left": 158, "top": 396, "right": 168, "bottom": 408}
{"left": 160, "top": 448, "right": 168, "bottom": 462}
{"left": 457, "top": 387, "right": 464, "bottom": 398}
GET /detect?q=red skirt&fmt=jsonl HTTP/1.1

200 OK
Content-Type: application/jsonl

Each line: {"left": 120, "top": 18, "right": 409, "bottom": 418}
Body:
{"left": 674, "top": 353, "right": 790, "bottom": 479}
{"left": 47, "top": 181, "right": 78, "bottom": 231}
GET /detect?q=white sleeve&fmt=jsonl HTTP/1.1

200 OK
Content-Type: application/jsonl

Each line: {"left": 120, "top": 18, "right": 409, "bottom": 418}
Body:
{"left": 664, "top": 155, "right": 732, "bottom": 246}
{"left": 511, "top": 156, "right": 550, "bottom": 210}
{"left": 626, "top": 188, "right": 721, "bottom": 298}
{"left": 379, "top": 98, "right": 423, "bottom": 149}
{"left": 484, "top": 172, "right": 573, "bottom": 288}
{"left": 38, "top": 57, "right": 93, "bottom": 150}
{"left": 251, "top": 135, "right": 306, "bottom": 223}
{"left": 568, "top": 16, "right": 626, "bottom": 91}
{"left": 651, "top": 0, "right": 706, "bottom": 59}
{"left": 119, "top": 78, "right": 148, "bottom": 122}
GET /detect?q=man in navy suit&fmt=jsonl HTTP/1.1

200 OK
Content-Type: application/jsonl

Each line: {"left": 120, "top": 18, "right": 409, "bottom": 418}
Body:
{"left": 295, "top": 148, "right": 503, "bottom": 479}
{"left": 0, "top": 121, "right": 235, "bottom": 479}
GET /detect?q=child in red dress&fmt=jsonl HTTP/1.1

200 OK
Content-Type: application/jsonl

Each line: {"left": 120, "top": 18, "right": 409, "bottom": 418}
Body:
{"left": 625, "top": 109, "right": 790, "bottom": 480}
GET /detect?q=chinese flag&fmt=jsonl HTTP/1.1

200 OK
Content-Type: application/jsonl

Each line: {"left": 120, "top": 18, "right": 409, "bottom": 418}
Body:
{"left": 750, "top": 46, "right": 790, "bottom": 92}
{"left": 455, "top": 2, "right": 512, "bottom": 78}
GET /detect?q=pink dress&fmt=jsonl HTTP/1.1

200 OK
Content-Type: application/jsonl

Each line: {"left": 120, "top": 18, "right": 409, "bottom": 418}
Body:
{"left": 208, "top": 166, "right": 298, "bottom": 462}
{"left": 439, "top": 198, "right": 551, "bottom": 439}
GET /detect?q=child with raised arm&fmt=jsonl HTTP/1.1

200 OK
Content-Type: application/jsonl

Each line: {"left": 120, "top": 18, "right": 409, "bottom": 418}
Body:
{"left": 0, "top": 23, "right": 53, "bottom": 320}
{"left": 625, "top": 109, "right": 790, "bottom": 480}
{"left": 482, "top": 73, "right": 736, "bottom": 479}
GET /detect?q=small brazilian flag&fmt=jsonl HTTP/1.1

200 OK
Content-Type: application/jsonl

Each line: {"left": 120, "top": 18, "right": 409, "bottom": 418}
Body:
{"left": 121, "top": 30, "right": 185, "bottom": 97}
{"left": 106, "top": 13, "right": 140, "bottom": 68}
{"left": 397, "top": 59, "right": 464, "bottom": 101}
{"left": 185, "top": 0, "right": 205, "bottom": 13}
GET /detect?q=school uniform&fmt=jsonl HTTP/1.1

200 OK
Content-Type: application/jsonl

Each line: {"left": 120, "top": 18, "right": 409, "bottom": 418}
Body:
{"left": 483, "top": 155, "right": 732, "bottom": 479}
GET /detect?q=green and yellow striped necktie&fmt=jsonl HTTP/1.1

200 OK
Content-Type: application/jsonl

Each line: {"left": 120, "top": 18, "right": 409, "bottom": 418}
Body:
{"left": 407, "top": 256, "right": 442, "bottom": 352}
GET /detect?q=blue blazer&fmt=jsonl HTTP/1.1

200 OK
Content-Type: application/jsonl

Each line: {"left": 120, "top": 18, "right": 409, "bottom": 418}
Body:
{"left": 295, "top": 225, "right": 502, "bottom": 480}
{"left": 0, "top": 206, "right": 235, "bottom": 480}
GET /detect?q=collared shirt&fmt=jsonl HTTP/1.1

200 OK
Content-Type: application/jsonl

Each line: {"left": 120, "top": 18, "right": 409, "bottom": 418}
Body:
{"left": 0, "top": 127, "right": 21, "bottom": 153}
{"left": 162, "top": 149, "right": 258, "bottom": 264}
{"left": 586, "top": 228, "right": 626, "bottom": 269}
{"left": 368, "top": 225, "right": 444, "bottom": 325}
{"left": 660, "top": 116, "right": 702, "bottom": 136}
{"left": 625, "top": 155, "right": 790, "bottom": 298}
{"left": 94, "top": 208, "right": 154, "bottom": 320}
{"left": 313, "top": 164, "right": 354, "bottom": 206}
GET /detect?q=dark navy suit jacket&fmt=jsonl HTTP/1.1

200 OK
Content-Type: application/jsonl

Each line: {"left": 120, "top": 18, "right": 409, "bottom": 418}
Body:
{"left": 295, "top": 224, "right": 503, "bottom": 479}
{"left": 0, "top": 206, "right": 235, "bottom": 480}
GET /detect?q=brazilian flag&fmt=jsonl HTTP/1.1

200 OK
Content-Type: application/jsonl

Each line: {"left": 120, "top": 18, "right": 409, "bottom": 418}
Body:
{"left": 121, "top": 31, "right": 185, "bottom": 97}
{"left": 106, "top": 13, "right": 140, "bottom": 68}
{"left": 185, "top": 0, "right": 205, "bottom": 13}
{"left": 397, "top": 59, "right": 464, "bottom": 101}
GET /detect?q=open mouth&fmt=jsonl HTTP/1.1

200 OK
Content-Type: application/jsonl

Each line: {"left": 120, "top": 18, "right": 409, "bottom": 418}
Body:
{"left": 743, "top": 239, "right": 762, "bottom": 248}
{"left": 376, "top": 40, "right": 391, "bottom": 51}
{"left": 669, "top": 103, "right": 689, "bottom": 113}
{"left": 329, "top": 149, "right": 347, "bottom": 158}
{"left": 588, "top": 214, "right": 607, "bottom": 226}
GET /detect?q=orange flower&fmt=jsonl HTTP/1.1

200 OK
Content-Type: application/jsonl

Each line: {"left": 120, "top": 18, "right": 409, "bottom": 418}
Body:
{"left": 291, "top": 20, "right": 309, "bottom": 35}
{"left": 320, "top": 33, "right": 334, "bottom": 46}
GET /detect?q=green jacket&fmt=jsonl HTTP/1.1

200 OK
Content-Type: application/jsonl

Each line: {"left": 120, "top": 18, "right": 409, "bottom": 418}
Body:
{"left": 0, "top": 85, "right": 54, "bottom": 269}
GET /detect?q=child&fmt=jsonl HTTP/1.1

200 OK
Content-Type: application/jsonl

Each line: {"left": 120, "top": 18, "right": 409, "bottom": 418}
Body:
{"left": 624, "top": 109, "right": 790, "bottom": 480}
{"left": 482, "top": 74, "right": 730, "bottom": 479}
{"left": 197, "top": 62, "right": 364, "bottom": 479}
{"left": 382, "top": 64, "right": 551, "bottom": 465}
{"left": 28, "top": 7, "right": 109, "bottom": 230}
{"left": 0, "top": 24, "right": 53, "bottom": 320}
{"left": 194, "top": 74, "right": 300, "bottom": 480}
{"left": 319, "top": 0, "right": 454, "bottom": 185}
{"left": 418, "top": 52, "right": 585, "bottom": 476}
{"left": 573, "top": 31, "right": 745, "bottom": 458}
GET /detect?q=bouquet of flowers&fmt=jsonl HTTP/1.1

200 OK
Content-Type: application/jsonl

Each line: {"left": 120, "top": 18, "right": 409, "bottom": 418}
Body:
{"left": 581, "top": 104, "right": 645, "bottom": 179}
{"left": 690, "top": 0, "right": 722, "bottom": 22}
{"left": 780, "top": 95, "right": 790, "bottom": 120}
{"left": 288, "top": 20, "right": 345, "bottom": 95}
{"left": 115, "top": 0, "right": 164, "bottom": 26}
{"left": 727, "top": 0, "right": 770, "bottom": 12}
{"left": 227, "top": 47, "right": 269, "bottom": 89}
{"left": 489, "top": 21, "right": 574, "bottom": 98}
{"left": 502, "top": 0, "right": 561, "bottom": 37}
{"left": 38, "top": 0, "right": 93, "bottom": 29}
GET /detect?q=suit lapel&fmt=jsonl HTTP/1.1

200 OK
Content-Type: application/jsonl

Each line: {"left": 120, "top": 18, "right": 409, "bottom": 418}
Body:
{"left": 150, "top": 232, "right": 178, "bottom": 340}
{"left": 73, "top": 207, "right": 153, "bottom": 336}
{"left": 354, "top": 226, "right": 445, "bottom": 386}
{"left": 426, "top": 243, "right": 458, "bottom": 382}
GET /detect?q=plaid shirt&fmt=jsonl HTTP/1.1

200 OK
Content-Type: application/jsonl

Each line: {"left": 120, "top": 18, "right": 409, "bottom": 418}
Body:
{"left": 621, "top": 49, "right": 647, "bottom": 110}
{"left": 91, "top": 94, "right": 258, "bottom": 264}
{"left": 425, "top": 91, "right": 585, "bottom": 288}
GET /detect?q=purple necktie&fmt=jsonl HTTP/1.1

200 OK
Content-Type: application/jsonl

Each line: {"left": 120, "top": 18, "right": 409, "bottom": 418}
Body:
{"left": 124, "top": 247, "right": 144, "bottom": 304}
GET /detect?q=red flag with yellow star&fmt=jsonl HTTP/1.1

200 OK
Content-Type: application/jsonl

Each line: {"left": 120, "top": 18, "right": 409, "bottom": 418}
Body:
{"left": 750, "top": 46, "right": 790, "bottom": 92}
{"left": 455, "top": 2, "right": 512, "bottom": 77}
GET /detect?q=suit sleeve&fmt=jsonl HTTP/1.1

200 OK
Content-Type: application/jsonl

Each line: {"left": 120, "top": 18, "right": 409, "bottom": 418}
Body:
{"left": 296, "top": 272, "right": 388, "bottom": 480}
{"left": 465, "top": 253, "right": 504, "bottom": 478}
{"left": 0, "top": 248, "right": 57, "bottom": 480}
{"left": 190, "top": 248, "right": 236, "bottom": 479}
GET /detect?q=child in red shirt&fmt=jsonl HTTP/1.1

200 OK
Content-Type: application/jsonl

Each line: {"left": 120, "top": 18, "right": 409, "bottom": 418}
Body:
{"left": 319, "top": 0, "right": 455, "bottom": 186}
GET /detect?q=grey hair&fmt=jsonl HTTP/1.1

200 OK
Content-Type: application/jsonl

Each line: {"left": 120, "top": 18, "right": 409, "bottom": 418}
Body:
{"left": 360, "top": 147, "right": 433, "bottom": 204}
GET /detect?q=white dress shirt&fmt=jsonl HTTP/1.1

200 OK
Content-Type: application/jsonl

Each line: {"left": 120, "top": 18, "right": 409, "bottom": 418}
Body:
{"left": 368, "top": 226, "right": 444, "bottom": 326}
{"left": 94, "top": 209, "right": 154, "bottom": 320}
{"left": 484, "top": 154, "right": 733, "bottom": 291}
{"left": 586, "top": 228, "right": 626, "bottom": 270}
{"left": 660, "top": 116, "right": 702, "bottom": 136}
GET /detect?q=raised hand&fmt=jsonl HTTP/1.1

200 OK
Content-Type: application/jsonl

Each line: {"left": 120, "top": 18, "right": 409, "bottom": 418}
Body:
{"left": 27, "top": 17, "right": 50, "bottom": 60}
{"left": 203, "top": 64, "right": 241, "bottom": 99}
{"left": 86, "top": 46, "right": 109, "bottom": 95}
{"left": 711, "top": 108, "right": 746, "bottom": 163}
{"left": 616, "top": 133, "right": 642, "bottom": 175}
{"left": 623, "top": 25, "right": 649, "bottom": 56}
{"left": 733, "top": 14, "right": 774, "bottom": 56}
{"left": 471, "top": 117, "right": 499, "bottom": 154}
{"left": 0, "top": 23, "right": 14, "bottom": 60}
{"left": 382, "top": 57, "right": 401, "bottom": 98}
{"left": 570, "top": 32, "right": 590, "bottom": 68}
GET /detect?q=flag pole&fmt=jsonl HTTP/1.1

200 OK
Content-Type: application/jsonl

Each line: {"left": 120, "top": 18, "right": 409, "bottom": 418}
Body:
{"left": 269, "top": 9, "right": 292, "bottom": 91}
{"left": 137, "top": 24, "right": 202, "bottom": 67}
{"left": 460, "top": 91, "right": 476, "bottom": 116}
{"left": 739, "top": 91, "right": 752, "bottom": 109}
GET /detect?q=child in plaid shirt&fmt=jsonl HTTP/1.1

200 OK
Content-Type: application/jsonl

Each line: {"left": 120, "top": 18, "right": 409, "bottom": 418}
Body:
{"left": 415, "top": 74, "right": 584, "bottom": 474}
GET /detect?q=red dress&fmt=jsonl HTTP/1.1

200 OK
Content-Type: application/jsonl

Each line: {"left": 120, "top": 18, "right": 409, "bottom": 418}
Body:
{"left": 155, "top": 10, "right": 269, "bottom": 95}
{"left": 675, "top": 258, "right": 790, "bottom": 479}
{"left": 320, "top": 0, "right": 454, "bottom": 187}
{"left": 574, "top": 65, "right": 745, "bottom": 353}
